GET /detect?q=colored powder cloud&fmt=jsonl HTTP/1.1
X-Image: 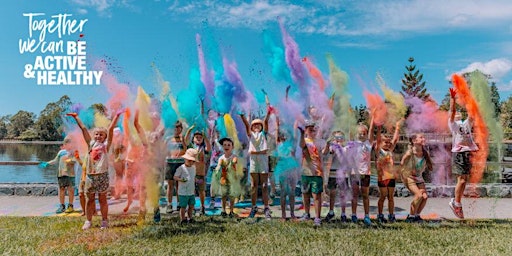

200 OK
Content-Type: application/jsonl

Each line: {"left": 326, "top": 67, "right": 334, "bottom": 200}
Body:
{"left": 452, "top": 74, "right": 489, "bottom": 184}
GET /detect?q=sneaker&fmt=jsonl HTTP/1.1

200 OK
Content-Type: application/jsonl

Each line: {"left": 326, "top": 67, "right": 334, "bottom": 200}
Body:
{"left": 56, "top": 204, "right": 66, "bottom": 214}
{"left": 351, "top": 215, "right": 358, "bottom": 223}
{"left": 177, "top": 206, "right": 181, "bottom": 211}
{"left": 313, "top": 217, "right": 322, "bottom": 226}
{"left": 388, "top": 214, "right": 396, "bottom": 223}
{"left": 221, "top": 211, "right": 228, "bottom": 218}
{"left": 209, "top": 199, "right": 216, "bottom": 209}
{"left": 324, "top": 212, "right": 335, "bottom": 222}
{"left": 300, "top": 213, "right": 311, "bottom": 221}
{"left": 166, "top": 205, "right": 173, "bottom": 214}
{"left": 200, "top": 206, "right": 206, "bottom": 216}
{"left": 377, "top": 214, "right": 387, "bottom": 223}
{"left": 100, "top": 220, "right": 108, "bottom": 229}
{"left": 65, "top": 204, "right": 74, "bottom": 213}
{"left": 340, "top": 215, "right": 347, "bottom": 223}
{"left": 249, "top": 206, "right": 258, "bottom": 218}
{"left": 264, "top": 208, "right": 272, "bottom": 220}
{"left": 405, "top": 214, "right": 415, "bottom": 223}
{"left": 449, "top": 199, "right": 464, "bottom": 219}
{"left": 153, "top": 207, "right": 161, "bottom": 223}
{"left": 363, "top": 216, "right": 372, "bottom": 226}
{"left": 290, "top": 212, "right": 296, "bottom": 219}
{"left": 82, "top": 220, "right": 92, "bottom": 230}
{"left": 229, "top": 212, "right": 235, "bottom": 218}
{"left": 414, "top": 215, "right": 424, "bottom": 223}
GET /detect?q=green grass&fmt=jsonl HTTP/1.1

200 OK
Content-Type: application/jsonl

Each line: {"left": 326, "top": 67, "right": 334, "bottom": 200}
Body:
{"left": 1, "top": 215, "right": 512, "bottom": 255}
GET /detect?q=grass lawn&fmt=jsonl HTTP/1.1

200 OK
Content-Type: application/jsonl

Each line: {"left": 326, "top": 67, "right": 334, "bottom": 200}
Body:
{"left": 1, "top": 215, "right": 511, "bottom": 255}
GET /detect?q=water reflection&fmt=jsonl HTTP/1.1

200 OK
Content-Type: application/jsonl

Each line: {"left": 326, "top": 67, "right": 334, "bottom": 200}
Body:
{"left": 0, "top": 143, "right": 61, "bottom": 183}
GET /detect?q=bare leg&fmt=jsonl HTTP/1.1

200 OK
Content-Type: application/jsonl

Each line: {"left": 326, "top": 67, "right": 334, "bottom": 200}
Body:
{"left": 312, "top": 193, "right": 322, "bottom": 219}
{"left": 378, "top": 187, "right": 387, "bottom": 214}
{"left": 67, "top": 186, "right": 75, "bottom": 206}
{"left": 59, "top": 187, "right": 65, "bottom": 205}
{"left": 454, "top": 175, "right": 468, "bottom": 204}
{"left": 85, "top": 192, "right": 96, "bottom": 222}
{"left": 303, "top": 193, "right": 311, "bottom": 215}
{"left": 250, "top": 173, "right": 259, "bottom": 207}
{"left": 98, "top": 192, "right": 109, "bottom": 221}
{"left": 260, "top": 173, "right": 269, "bottom": 208}
{"left": 167, "top": 179, "right": 174, "bottom": 207}
{"left": 387, "top": 187, "right": 395, "bottom": 215}
{"left": 361, "top": 187, "right": 370, "bottom": 215}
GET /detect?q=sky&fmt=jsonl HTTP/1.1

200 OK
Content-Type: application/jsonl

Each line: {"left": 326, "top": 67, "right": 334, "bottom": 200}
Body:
{"left": 1, "top": 0, "right": 512, "bottom": 116}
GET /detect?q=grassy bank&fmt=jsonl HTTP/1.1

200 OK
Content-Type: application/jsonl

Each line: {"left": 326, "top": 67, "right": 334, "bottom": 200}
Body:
{"left": 1, "top": 215, "right": 511, "bottom": 255}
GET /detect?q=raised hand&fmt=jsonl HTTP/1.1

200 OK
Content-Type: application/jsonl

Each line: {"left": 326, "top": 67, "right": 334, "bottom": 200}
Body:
{"left": 66, "top": 112, "right": 78, "bottom": 117}
{"left": 449, "top": 88, "right": 457, "bottom": 98}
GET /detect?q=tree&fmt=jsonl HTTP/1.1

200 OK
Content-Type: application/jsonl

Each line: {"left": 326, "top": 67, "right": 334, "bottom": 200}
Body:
{"left": 7, "top": 111, "right": 35, "bottom": 139}
{"left": 400, "top": 57, "right": 430, "bottom": 100}
{"left": 500, "top": 96, "right": 512, "bottom": 140}
{"left": 0, "top": 115, "right": 10, "bottom": 139}
{"left": 490, "top": 82, "right": 501, "bottom": 118}
{"left": 34, "top": 95, "right": 73, "bottom": 141}
{"left": 354, "top": 104, "right": 369, "bottom": 124}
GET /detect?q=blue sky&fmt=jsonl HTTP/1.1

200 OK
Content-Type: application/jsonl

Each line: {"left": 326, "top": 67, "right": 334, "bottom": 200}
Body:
{"left": 1, "top": 0, "right": 512, "bottom": 116}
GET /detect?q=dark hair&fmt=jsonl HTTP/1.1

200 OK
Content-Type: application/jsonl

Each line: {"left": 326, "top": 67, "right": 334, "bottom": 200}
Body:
{"left": 408, "top": 134, "right": 433, "bottom": 171}
{"left": 219, "top": 137, "right": 234, "bottom": 146}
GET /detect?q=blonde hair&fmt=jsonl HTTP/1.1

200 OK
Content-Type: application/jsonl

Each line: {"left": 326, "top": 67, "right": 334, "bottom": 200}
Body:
{"left": 93, "top": 127, "right": 108, "bottom": 136}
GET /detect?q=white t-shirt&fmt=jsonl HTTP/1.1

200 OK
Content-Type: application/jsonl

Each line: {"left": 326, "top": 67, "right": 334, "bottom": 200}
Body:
{"left": 449, "top": 119, "right": 478, "bottom": 152}
{"left": 352, "top": 140, "right": 372, "bottom": 175}
{"left": 87, "top": 140, "right": 109, "bottom": 175}
{"left": 175, "top": 164, "right": 196, "bottom": 196}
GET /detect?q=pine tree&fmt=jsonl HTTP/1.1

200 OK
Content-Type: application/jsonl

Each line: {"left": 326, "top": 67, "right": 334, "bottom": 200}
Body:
{"left": 400, "top": 57, "right": 430, "bottom": 100}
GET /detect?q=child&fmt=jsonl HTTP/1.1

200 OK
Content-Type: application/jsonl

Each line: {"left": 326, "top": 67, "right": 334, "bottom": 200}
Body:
{"left": 448, "top": 88, "right": 478, "bottom": 219}
{"left": 67, "top": 111, "right": 122, "bottom": 230}
{"left": 164, "top": 121, "right": 186, "bottom": 213}
{"left": 44, "top": 136, "right": 81, "bottom": 214}
{"left": 322, "top": 130, "right": 348, "bottom": 222}
{"left": 240, "top": 110, "right": 271, "bottom": 219}
{"left": 349, "top": 120, "right": 375, "bottom": 226}
{"left": 184, "top": 127, "right": 211, "bottom": 215}
{"left": 274, "top": 128, "right": 300, "bottom": 220}
{"left": 400, "top": 133, "right": 433, "bottom": 222}
{"left": 111, "top": 127, "right": 126, "bottom": 200}
{"left": 174, "top": 148, "right": 199, "bottom": 224}
{"left": 375, "top": 121, "right": 401, "bottom": 223}
{"left": 213, "top": 138, "right": 241, "bottom": 218}
{"left": 298, "top": 121, "right": 326, "bottom": 226}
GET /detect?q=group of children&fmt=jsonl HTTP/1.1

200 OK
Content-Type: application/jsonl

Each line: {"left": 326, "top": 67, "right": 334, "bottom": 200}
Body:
{"left": 43, "top": 87, "right": 478, "bottom": 229}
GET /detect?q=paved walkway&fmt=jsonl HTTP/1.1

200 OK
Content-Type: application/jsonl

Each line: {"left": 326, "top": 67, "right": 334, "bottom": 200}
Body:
{"left": 1, "top": 195, "right": 511, "bottom": 220}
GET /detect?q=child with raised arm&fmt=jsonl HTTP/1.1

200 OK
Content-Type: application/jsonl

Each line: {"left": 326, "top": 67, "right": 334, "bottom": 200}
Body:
{"left": 184, "top": 126, "right": 211, "bottom": 215}
{"left": 322, "top": 130, "right": 348, "bottom": 222}
{"left": 44, "top": 136, "right": 82, "bottom": 214}
{"left": 375, "top": 121, "right": 401, "bottom": 223}
{"left": 174, "top": 148, "right": 199, "bottom": 224}
{"left": 240, "top": 109, "right": 272, "bottom": 219}
{"left": 349, "top": 118, "right": 375, "bottom": 226}
{"left": 448, "top": 88, "right": 478, "bottom": 219}
{"left": 400, "top": 133, "right": 433, "bottom": 222}
{"left": 299, "top": 121, "right": 326, "bottom": 226}
{"left": 67, "top": 111, "right": 122, "bottom": 230}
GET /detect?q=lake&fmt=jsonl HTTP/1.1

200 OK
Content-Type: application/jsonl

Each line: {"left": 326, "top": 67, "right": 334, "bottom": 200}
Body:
{"left": 0, "top": 143, "right": 61, "bottom": 183}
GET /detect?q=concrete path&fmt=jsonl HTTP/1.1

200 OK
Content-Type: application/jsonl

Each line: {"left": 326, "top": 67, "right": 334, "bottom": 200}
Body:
{"left": 1, "top": 195, "right": 511, "bottom": 220}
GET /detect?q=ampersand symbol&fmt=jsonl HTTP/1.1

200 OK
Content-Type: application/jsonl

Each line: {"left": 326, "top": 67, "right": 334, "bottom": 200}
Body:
{"left": 24, "top": 64, "right": 35, "bottom": 78}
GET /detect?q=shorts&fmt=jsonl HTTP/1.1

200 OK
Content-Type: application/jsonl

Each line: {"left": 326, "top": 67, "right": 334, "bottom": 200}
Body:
{"left": 452, "top": 151, "right": 472, "bottom": 175}
{"left": 165, "top": 161, "right": 184, "bottom": 180}
{"left": 57, "top": 176, "right": 75, "bottom": 188}
{"left": 249, "top": 154, "right": 269, "bottom": 174}
{"left": 327, "top": 177, "right": 338, "bottom": 190}
{"left": 351, "top": 174, "right": 370, "bottom": 188}
{"left": 84, "top": 172, "right": 109, "bottom": 194}
{"left": 178, "top": 195, "right": 195, "bottom": 208}
{"left": 268, "top": 156, "right": 277, "bottom": 172}
{"left": 195, "top": 175, "right": 206, "bottom": 192}
{"left": 378, "top": 179, "right": 396, "bottom": 188}
{"left": 301, "top": 175, "right": 323, "bottom": 194}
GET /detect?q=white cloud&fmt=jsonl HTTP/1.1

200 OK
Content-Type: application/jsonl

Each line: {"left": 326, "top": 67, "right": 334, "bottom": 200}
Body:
{"left": 77, "top": 8, "right": 88, "bottom": 14}
{"left": 165, "top": 0, "right": 512, "bottom": 37}
{"left": 71, "top": 0, "right": 116, "bottom": 14}
{"left": 455, "top": 58, "right": 512, "bottom": 80}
